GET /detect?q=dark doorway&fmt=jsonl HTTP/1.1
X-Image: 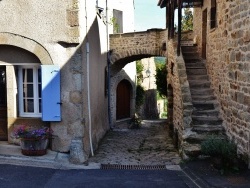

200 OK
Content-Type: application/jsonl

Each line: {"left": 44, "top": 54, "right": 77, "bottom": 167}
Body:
{"left": 202, "top": 9, "right": 207, "bottom": 59}
{"left": 0, "top": 66, "right": 7, "bottom": 140}
{"left": 116, "top": 80, "right": 131, "bottom": 120}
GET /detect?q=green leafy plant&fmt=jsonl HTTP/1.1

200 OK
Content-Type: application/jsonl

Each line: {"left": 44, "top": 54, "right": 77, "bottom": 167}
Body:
{"left": 110, "top": 17, "right": 120, "bottom": 33}
{"left": 135, "top": 85, "right": 145, "bottom": 110}
{"left": 181, "top": 8, "right": 193, "bottom": 31}
{"left": 201, "top": 136, "right": 239, "bottom": 173}
{"left": 155, "top": 60, "right": 167, "bottom": 98}
{"left": 136, "top": 60, "right": 144, "bottom": 84}
{"left": 129, "top": 113, "right": 142, "bottom": 129}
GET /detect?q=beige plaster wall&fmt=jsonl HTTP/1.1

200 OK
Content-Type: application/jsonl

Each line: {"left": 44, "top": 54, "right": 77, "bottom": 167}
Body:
{"left": 0, "top": 0, "right": 111, "bottom": 159}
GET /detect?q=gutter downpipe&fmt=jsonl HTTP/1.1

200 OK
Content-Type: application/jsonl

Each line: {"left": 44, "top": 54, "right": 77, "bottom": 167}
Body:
{"left": 106, "top": 0, "right": 112, "bottom": 129}
{"left": 86, "top": 42, "right": 94, "bottom": 157}
{"left": 85, "top": 0, "right": 94, "bottom": 157}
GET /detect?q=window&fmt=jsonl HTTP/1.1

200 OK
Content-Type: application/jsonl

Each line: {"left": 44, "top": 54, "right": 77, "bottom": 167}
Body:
{"left": 112, "top": 9, "right": 123, "bottom": 33}
{"left": 210, "top": 0, "right": 217, "bottom": 29}
{"left": 18, "top": 66, "right": 41, "bottom": 117}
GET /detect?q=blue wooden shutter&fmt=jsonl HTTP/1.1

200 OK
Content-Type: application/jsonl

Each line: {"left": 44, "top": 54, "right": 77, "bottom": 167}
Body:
{"left": 41, "top": 65, "right": 61, "bottom": 121}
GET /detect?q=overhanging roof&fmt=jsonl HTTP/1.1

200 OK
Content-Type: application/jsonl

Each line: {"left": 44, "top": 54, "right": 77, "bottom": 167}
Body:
{"left": 157, "top": 0, "right": 167, "bottom": 8}
{"left": 157, "top": 0, "right": 203, "bottom": 9}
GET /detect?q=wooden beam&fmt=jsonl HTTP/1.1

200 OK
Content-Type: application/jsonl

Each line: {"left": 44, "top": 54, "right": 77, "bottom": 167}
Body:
{"left": 177, "top": 0, "right": 182, "bottom": 56}
{"left": 170, "top": 0, "right": 175, "bottom": 38}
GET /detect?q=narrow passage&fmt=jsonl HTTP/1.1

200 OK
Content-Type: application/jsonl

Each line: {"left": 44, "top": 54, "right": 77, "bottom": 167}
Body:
{"left": 88, "top": 120, "right": 181, "bottom": 165}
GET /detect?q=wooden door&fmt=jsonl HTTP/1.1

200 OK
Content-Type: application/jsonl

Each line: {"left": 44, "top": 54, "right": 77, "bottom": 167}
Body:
{"left": 0, "top": 66, "right": 7, "bottom": 140}
{"left": 202, "top": 9, "right": 207, "bottom": 59}
{"left": 116, "top": 80, "right": 131, "bottom": 120}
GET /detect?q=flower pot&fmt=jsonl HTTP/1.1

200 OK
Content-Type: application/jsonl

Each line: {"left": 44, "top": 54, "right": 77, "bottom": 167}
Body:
{"left": 20, "top": 137, "right": 49, "bottom": 156}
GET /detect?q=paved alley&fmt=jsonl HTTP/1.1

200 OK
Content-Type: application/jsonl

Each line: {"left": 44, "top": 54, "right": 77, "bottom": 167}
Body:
{"left": 88, "top": 120, "right": 181, "bottom": 166}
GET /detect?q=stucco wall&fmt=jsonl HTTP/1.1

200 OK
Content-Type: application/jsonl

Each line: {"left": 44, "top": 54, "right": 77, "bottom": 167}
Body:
{"left": 0, "top": 0, "right": 111, "bottom": 160}
{"left": 193, "top": 0, "right": 250, "bottom": 155}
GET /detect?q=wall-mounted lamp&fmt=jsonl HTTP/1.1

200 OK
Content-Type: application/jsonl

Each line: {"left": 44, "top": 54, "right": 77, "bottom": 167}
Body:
{"left": 145, "top": 69, "right": 151, "bottom": 78}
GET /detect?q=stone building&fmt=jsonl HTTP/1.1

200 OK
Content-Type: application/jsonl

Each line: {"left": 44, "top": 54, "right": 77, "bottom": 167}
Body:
{"left": 0, "top": 0, "right": 135, "bottom": 163}
{"left": 158, "top": 0, "right": 250, "bottom": 163}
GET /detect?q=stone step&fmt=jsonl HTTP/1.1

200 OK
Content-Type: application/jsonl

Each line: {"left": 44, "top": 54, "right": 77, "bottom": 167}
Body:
{"left": 192, "top": 116, "right": 223, "bottom": 125}
{"left": 183, "top": 56, "right": 202, "bottom": 61}
{"left": 185, "top": 62, "right": 206, "bottom": 68}
{"left": 186, "top": 68, "right": 207, "bottom": 75}
{"left": 192, "top": 109, "right": 220, "bottom": 117}
{"left": 184, "top": 132, "right": 226, "bottom": 144}
{"left": 183, "top": 53, "right": 200, "bottom": 59}
{"left": 182, "top": 143, "right": 201, "bottom": 158}
{"left": 185, "top": 59, "right": 203, "bottom": 64}
{"left": 187, "top": 75, "right": 209, "bottom": 81}
{"left": 189, "top": 80, "right": 211, "bottom": 89}
{"left": 192, "top": 124, "right": 224, "bottom": 133}
{"left": 190, "top": 88, "right": 214, "bottom": 95}
{"left": 181, "top": 46, "right": 198, "bottom": 53}
{"left": 193, "top": 102, "right": 215, "bottom": 110}
{"left": 192, "top": 95, "right": 216, "bottom": 102}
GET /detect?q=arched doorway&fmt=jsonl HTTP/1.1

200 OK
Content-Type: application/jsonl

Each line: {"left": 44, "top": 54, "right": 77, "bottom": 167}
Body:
{"left": 116, "top": 79, "right": 131, "bottom": 120}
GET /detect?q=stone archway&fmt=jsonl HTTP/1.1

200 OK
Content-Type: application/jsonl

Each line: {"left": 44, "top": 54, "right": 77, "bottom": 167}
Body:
{"left": 0, "top": 32, "right": 53, "bottom": 65}
{"left": 0, "top": 33, "right": 53, "bottom": 142}
{"left": 110, "top": 70, "right": 136, "bottom": 126}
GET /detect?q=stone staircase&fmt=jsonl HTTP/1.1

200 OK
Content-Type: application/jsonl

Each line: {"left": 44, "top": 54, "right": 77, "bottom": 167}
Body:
{"left": 181, "top": 45, "right": 225, "bottom": 156}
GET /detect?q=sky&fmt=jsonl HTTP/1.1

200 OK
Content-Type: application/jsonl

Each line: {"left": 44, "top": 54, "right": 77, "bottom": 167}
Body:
{"left": 134, "top": 0, "right": 166, "bottom": 31}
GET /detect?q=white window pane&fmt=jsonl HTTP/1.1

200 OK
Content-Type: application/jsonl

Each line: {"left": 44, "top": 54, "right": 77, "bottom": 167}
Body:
{"left": 23, "top": 99, "right": 34, "bottom": 113}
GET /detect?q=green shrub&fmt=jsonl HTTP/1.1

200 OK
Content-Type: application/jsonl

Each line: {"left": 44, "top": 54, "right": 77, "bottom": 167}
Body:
{"left": 129, "top": 114, "right": 142, "bottom": 129}
{"left": 136, "top": 85, "right": 145, "bottom": 110}
{"left": 201, "top": 136, "right": 238, "bottom": 173}
{"left": 201, "top": 137, "right": 237, "bottom": 160}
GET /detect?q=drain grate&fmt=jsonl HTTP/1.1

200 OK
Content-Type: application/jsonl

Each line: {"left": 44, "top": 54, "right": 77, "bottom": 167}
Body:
{"left": 101, "top": 164, "right": 166, "bottom": 170}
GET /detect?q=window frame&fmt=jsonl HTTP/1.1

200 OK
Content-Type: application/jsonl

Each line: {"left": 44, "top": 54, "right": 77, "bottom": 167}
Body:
{"left": 18, "top": 65, "right": 41, "bottom": 118}
{"left": 210, "top": 0, "right": 217, "bottom": 29}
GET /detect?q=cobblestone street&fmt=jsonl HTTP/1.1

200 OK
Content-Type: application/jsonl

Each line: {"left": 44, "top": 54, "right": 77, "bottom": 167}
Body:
{"left": 88, "top": 120, "right": 181, "bottom": 166}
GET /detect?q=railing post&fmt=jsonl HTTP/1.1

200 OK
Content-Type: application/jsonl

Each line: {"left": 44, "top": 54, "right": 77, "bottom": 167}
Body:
{"left": 177, "top": 0, "right": 182, "bottom": 56}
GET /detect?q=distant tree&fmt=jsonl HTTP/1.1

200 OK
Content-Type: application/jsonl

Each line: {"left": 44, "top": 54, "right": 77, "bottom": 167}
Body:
{"left": 136, "top": 60, "right": 144, "bottom": 84}
{"left": 135, "top": 60, "right": 145, "bottom": 111}
{"left": 155, "top": 58, "right": 167, "bottom": 98}
{"left": 181, "top": 8, "right": 193, "bottom": 31}
{"left": 136, "top": 85, "right": 145, "bottom": 110}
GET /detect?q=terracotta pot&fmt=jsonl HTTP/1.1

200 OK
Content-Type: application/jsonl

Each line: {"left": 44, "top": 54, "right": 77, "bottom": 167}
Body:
{"left": 20, "top": 137, "right": 48, "bottom": 156}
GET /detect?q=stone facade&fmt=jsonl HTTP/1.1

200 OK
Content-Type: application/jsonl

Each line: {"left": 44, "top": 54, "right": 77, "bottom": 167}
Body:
{"left": 193, "top": 0, "right": 250, "bottom": 157}
{"left": 166, "top": 39, "right": 193, "bottom": 157}
{"left": 0, "top": 0, "right": 136, "bottom": 163}
{"left": 164, "top": 0, "right": 250, "bottom": 160}
{"left": 110, "top": 69, "right": 136, "bottom": 126}
{"left": 110, "top": 29, "right": 167, "bottom": 75}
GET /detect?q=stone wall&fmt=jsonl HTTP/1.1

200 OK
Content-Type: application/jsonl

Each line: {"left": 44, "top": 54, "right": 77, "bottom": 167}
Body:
{"left": 193, "top": 0, "right": 250, "bottom": 155}
{"left": 110, "top": 29, "right": 167, "bottom": 65}
{"left": 0, "top": 0, "right": 111, "bottom": 162}
{"left": 110, "top": 69, "right": 136, "bottom": 125}
{"left": 167, "top": 39, "right": 193, "bottom": 157}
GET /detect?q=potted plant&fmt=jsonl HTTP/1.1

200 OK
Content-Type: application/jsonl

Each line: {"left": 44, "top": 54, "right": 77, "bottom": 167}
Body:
{"left": 13, "top": 125, "right": 53, "bottom": 156}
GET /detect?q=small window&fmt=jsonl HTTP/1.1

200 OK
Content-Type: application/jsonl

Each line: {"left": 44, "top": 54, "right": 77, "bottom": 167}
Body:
{"left": 18, "top": 66, "right": 41, "bottom": 117}
{"left": 112, "top": 9, "right": 123, "bottom": 33}
{"left": 210, "top": 0, "right": 217, "bottom": 29}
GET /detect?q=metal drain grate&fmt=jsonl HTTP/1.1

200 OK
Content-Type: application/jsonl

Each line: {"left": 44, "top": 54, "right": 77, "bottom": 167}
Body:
{"left": 101, "top": 164, "right": 166, "bottom": 170}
